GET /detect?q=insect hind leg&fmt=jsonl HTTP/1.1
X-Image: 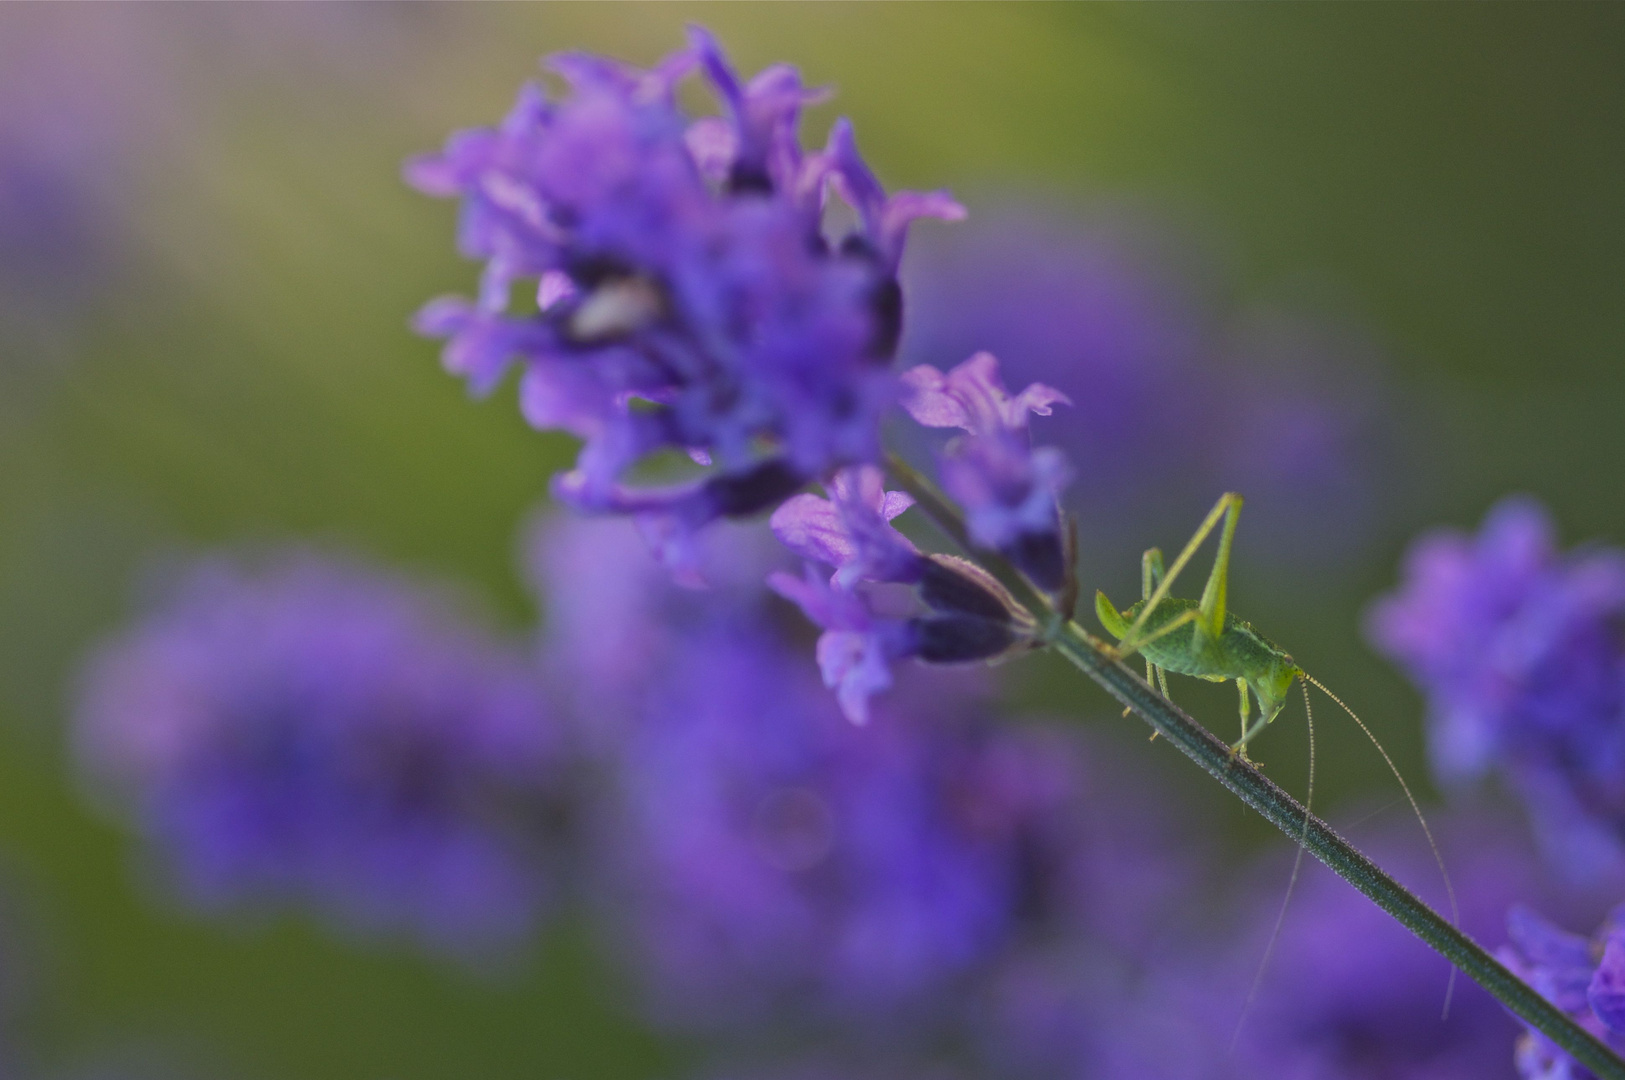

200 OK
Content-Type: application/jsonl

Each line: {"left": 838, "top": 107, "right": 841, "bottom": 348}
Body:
{"left": 1121, "top": 493, "right": 1242, "bottom": 653}
{"left": 1141, "top": 547, "right": 1165, "bottom": 600}
{"left": 1197, "top": 494, "right": 1243, "bottom": 638}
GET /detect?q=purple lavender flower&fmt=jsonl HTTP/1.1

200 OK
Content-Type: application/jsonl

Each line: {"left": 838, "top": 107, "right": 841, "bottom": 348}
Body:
{"left": 766, "top": 567, "right": 918, "bottom": 727}
{"left": 1500, "top": 905, "right": 1625, "bottom": 1079}
{"left": 900, "top": 351, "right": 1072, "bottom": 590}
{"left": 522, "top": 512, "right": 1205, "bottom": 1052}
{"left": 408, "top": 28, "right": 962, "bottom": 573}
{"left": 1367, "top": 497, "right": 1625, "bottom": 884}
{"left": 73, "top": 552, "right": 567, "bottom": 957}
{"left": 768, "top": 465, "right": 1033, "bottom": 724}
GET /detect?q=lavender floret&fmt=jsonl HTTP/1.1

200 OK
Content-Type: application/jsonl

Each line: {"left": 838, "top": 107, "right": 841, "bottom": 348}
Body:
{"left": 408, "top": 28, "right": 962, "bottom": 574}
{"left": 73, "top": 552, "right": 567, "bottom": 957}
{"left": 772, "top": 465, "right": 924, "bottom": 589}
{"left": 900, "top": 352, "right": 1073, "bottom": 591}
{"left": 1367, "top": 497, "right": 1625, "bottom": 883}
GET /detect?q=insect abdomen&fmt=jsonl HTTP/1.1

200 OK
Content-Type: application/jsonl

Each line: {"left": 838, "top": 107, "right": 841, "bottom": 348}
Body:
{"left": 1124, "top": 599, "right": 1289, "bottom": 682}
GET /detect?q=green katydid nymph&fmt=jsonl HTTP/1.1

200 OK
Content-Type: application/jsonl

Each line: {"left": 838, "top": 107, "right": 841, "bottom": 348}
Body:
{"left": 1093, "top": 493, "right": 1302, "bottom": 758}
{"left": 1093, "top": 492, "right": 1459, "bottom": 1027}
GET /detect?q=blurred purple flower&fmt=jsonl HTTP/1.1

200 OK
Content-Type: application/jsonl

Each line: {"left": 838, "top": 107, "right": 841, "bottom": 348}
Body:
{"left": 601, "top": 642, "right": 1183, "bottom": 1036}
{"left": 1500, "top": 905, "right": 1625, "bottom": 1080}
{"left": 1367, "top": 497, "right": 1625, "bottom": 884}
{"left": 599, "top": 632, "right": 993, "bottom": 1030}
{"left": 524, "top": 511, "right": 789, "bottom": 739}
{"left": 409, "top": 28, "right": 961, "bottom": 573}
{"left": 540, "top": 517, "right": 1191, "bottom": 1038}
{"left": 984, "top": 813, "right": 1548, "bottom": 1079}
{"left": 0, "top": 12, "right": 176, "bottom": 406}
{"left": 74, "top": 552, "right": 567, "bottom": 957}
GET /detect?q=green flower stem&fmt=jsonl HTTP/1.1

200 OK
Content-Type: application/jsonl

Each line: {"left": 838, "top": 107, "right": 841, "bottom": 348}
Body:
{"left": 885, "top": 451, "right": 1625, "bottom": 1080}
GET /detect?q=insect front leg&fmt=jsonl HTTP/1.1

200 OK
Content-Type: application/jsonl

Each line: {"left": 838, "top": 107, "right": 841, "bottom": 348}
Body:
{"left": 1231, "top": 678, "right": 1257, "bottom": 761}
{"left": 1232, "top": 682, "right": 1274, "bottom": 759}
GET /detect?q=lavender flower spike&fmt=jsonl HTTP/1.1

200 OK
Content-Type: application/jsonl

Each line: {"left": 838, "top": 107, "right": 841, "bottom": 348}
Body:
{"left": 1367, "top": 497, "right": 1625, "bottom": 884}
{"left": 901, "top": 352, "right": 1074, "bottom": 591}
{"left": 1500, "top": 905, "right": 1625, "bottom": 1079}
{"left": 73, "top": 552, "right": 567, "bottom": 957}
{"left": 408, "top": 28, "right": 962, "bottom": 572}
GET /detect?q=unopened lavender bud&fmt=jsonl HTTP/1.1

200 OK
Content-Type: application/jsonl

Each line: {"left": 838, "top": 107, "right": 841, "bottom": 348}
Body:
{"left": 918, "top": 554, "right": 1028, "bottom": 625}
{"left": 907, "top": 614, "right": 1021, "bottom": 664}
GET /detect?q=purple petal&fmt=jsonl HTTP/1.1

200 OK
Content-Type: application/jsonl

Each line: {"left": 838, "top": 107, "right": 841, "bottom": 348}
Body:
{"left": 771, "top": 493, "right": 858, "bottom": 569}
{"left": 816, "top": 629, "right": 894, "bottom": 726}
{"left": 899, "top": 364, "right": 972, "bottom": 430}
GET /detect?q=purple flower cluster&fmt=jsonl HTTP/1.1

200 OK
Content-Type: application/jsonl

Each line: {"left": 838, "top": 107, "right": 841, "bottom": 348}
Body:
{"left": 768, "top": 465, "right": 1035, "bottom": 724}
{"left": 409, "top": 31, "right": 1094, "bottom": 728}
{"left": 1500, "top": 905, "right": 1625, "bottom": 1080}
{"left": 1367, "top": 497, "right": 1625, "bottom": 883}
{"left": 408, "top": 28, "right": 961, "bottom": 574}
{"left": 74, "top": 552, "right": 567, "bottom": 956}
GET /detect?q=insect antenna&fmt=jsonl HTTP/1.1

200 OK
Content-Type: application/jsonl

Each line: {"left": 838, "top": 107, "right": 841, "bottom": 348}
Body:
{"left": 1302, "top": 672, "right": 1460, "bottom": 1017}
{"left": 1230, "top": 678, "right": 1315, "bottom": 1052}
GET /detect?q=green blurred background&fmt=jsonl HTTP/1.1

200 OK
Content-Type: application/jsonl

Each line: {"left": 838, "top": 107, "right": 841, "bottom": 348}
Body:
{"left": 0, "top": 4, "right": 1621, "bottom": 1076}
